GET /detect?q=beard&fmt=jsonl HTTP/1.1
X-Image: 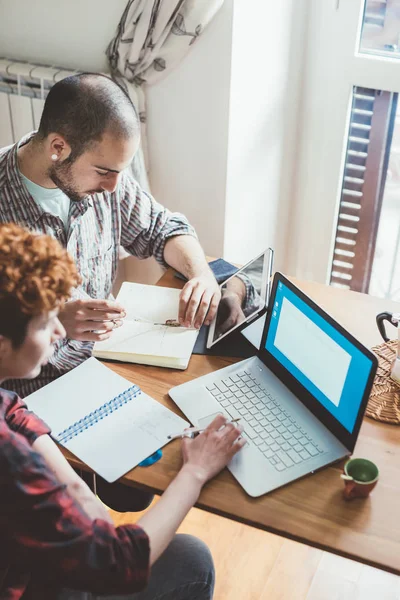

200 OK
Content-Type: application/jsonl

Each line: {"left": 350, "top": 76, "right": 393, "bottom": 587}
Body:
{"left": 48, "top": 160, "right": 102, "bottom": 202}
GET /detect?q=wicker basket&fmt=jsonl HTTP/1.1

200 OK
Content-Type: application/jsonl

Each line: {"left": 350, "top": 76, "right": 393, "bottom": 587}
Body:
{"left": 367, "top": 339, "right": 400, "bottom": 425}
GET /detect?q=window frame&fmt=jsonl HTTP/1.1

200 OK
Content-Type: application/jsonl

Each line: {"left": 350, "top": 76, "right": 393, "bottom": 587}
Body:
{"left": 287, "top": 0, "right": 400, "bottom": 285}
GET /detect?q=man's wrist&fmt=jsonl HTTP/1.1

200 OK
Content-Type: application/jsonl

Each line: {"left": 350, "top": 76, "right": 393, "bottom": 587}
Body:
{"left": 185, "top": 263, "right": 215, "bottom": 281}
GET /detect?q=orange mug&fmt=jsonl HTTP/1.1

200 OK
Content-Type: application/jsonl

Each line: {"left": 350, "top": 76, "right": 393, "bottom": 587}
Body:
{"left": 341, "top": 458, "right": 379, "bottom": 500}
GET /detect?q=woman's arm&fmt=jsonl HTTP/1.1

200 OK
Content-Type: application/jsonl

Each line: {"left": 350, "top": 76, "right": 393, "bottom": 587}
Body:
{"left": 138, "top": 414, "right": 245, "bottom": 564}
{"left": 33, "top": 434, "right": 113, "bottom": 524}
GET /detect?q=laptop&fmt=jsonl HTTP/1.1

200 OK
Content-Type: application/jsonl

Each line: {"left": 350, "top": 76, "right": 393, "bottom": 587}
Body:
{"left": 169, "top": 273, "right": 378, "bottom": 497}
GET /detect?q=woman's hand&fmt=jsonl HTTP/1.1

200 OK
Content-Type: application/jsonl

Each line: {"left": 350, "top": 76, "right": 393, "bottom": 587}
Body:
{"left": 181, "top": 414, "right": 246, "bottom": 485}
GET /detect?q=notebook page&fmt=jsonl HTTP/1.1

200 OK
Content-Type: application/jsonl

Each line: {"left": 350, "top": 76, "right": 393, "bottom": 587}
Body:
{"left": 94, "top": 321, "right": 198, "bottom": 358}
{"left": 66, "top": 391, "right": 189, "bottom": 482}
{"left": 94, "top": 282, "right": 198, "bottom": 359}
{"left": 118, "top": 282, "right": 181, "bottom": 323}
{"left": 25, "top": 358, "right": 131, "bottom": 438}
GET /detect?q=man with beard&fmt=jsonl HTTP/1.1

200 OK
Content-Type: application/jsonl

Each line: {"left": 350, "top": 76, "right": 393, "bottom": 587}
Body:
{"left": 0, "top": 73, "right": 221, "bottom": 394}
{"left": 0, "top": 73, "right": 221, "bottom": 511}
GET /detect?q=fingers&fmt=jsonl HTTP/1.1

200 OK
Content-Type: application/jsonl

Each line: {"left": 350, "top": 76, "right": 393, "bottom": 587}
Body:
{"left": 179, "top": 282, "right": 203, "bottom": 327}
{"left": 178, "top": 273, "right": 220, "bottom": 328}
{"left": 72, "top": 299, "right": 126, "bottom": 323}
{"left": 179, "top": 285, "right": 219, "bottom": 329}
{"left": 76, "top": 319, "right": 123, "bottom": 334}
{"left": 178, "top": 283, "right": 191, "bottom": 325}
{"left": 81, "top": 299, "right": 126, "bottom": 313}
{"left": 218, "top": 421, "right": 244, "bottom": 445}
{"left": 80, "top": 309, "right": 126, "bottom": 322}
{"left": 205, "top": 416, "right": 243, "bottom": 443}
{"left": 229, "top": 435, "right": 248, "bottom": 457}
{"left": 205, "top": 414, "right": 228, "bottom": 432}
{"left": 204, "top": 292, "right": 220, "bottom": 326}
{"left": 193, "top": 290, "right": 213, "bottom": 329}
{"left": 74, "top": 330, "right": 114, "bottom": 342}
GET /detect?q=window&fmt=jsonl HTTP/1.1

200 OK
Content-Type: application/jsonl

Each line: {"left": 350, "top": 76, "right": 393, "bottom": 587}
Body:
{"left": 289, "top": 0, "right": 400, "bottom": 301}
{"left": 329, "top": 87, "right": 397, "bottom": 294}
{"left": 360, "top": 0, "right": 400, "bottom": 58}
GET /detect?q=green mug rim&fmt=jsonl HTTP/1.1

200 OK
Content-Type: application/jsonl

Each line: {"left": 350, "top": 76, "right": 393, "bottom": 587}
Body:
{"left": 344, "top": 458, "right": 379, "bottom": 485}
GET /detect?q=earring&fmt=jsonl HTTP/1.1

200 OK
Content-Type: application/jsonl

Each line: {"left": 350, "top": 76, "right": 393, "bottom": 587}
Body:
{"left": 51, "top": 154, "right": 58, "bottom": 161}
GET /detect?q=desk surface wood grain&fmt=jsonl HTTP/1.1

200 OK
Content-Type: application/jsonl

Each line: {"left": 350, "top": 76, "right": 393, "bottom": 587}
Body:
{"left": 64, "top": 269, "right": 400, "bottom": 575}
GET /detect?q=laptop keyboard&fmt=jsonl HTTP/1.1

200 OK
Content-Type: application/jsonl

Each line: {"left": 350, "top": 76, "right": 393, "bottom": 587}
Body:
{"left": 206, "top": 369, "right": 324, "bottom": 472}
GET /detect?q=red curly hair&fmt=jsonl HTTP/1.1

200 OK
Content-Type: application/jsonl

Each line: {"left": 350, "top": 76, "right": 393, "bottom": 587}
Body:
{"left": 0, "top": 223, "right": 80, "bottom": 347}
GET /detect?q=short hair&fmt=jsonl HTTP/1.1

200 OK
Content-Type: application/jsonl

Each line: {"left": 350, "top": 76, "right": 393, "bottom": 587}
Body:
{"left": 37, "top": 73, "right": 140, "bottom": 159}
{"left": 0, "top": 223, "right": 80, "bottom": 348}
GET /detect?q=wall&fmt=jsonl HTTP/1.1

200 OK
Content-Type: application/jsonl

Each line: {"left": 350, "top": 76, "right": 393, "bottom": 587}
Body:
{"left": 224, "top": 0, "right": 307, "bottom": 267}
{"left": 0, "top": 0, "right": 307, "bottom": 281}
{"left": 148, "top": 0, "right": 308, "bottom": 271}
{"left": 146, "top": 1, "right": 233, "bottom": 259}
{"left": 0, "top": 0, "right": 126, "bottom": 72}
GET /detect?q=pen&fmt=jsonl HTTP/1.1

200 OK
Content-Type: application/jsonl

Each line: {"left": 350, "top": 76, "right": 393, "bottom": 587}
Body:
{"left": 132, "top": 318, "right": 197, "bottom": 329}
{"left": 167, "top": 418, "right": 241, "bottom": 441}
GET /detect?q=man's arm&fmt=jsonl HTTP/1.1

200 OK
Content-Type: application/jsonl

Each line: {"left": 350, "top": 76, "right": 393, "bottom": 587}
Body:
{"left": 164, "top": 235, "right": 221, "bottom": 328}
{"left": 119, "top": 174, "right": 221, "bottom": 328}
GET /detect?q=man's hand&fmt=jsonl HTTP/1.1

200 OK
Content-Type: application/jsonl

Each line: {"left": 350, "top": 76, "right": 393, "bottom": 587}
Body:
{"left": 59, "top": 299, "right": 126, "bottom": 342}
{"left": 178, "top": 272, "right": 221, "bottom": 329}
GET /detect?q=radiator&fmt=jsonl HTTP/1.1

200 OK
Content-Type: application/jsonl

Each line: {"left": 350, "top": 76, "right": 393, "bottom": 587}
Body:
{"left": 0, "top": 58, "right": 77, "bottom": 147}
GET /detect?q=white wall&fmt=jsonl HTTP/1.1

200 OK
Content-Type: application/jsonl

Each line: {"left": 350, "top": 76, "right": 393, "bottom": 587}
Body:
{"left": 147, "top": 1, "right": 233, "bottom": 259}
{"left": 0, "top": 0, "right": 126, "bottom": 72}
{"left": 0, "top": 0, "right": 307, "bottom": 279}
{"left": 224, "top": 0, "right": 307, "bottom": 267}
{"left": 148, "top": 0, "right": 308, "bottom": 271}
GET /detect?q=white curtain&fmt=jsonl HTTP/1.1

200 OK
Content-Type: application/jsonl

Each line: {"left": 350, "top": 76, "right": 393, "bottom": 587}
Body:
{"left": 106, "top": 0, "right": 224, "bottom": 190}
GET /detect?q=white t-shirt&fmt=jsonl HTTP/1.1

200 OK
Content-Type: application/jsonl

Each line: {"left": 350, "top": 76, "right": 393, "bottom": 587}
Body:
{"left": 20, "top": 171, "right": 71, "bottom": 229}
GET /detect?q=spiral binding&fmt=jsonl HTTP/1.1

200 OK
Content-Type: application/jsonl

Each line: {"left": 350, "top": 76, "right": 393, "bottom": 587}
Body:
{"left": 56, "top": 384, "right": 141, "bottom": 445}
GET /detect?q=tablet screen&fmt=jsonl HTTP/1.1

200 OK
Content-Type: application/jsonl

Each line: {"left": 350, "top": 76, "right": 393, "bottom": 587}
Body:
{"left": 209, "top": 251, "right": 269, "bottom": 346}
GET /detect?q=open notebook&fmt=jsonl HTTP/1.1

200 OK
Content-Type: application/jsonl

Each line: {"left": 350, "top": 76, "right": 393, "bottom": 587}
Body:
{"left": 93, "top": 282, "right": 199, "bottom": 369}
{"left": 25, "top": 358, "right": 189, "bottom": 482}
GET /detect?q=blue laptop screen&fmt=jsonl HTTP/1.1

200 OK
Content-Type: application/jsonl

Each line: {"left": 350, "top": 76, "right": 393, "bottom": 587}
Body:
{"left": 265, "top": 281, "right": 373, "bottom": 434}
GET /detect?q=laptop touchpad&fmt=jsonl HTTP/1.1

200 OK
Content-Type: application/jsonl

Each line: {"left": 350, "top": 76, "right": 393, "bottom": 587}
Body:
{"left": 198, "top": 412, "right": 226, "bottom": 429}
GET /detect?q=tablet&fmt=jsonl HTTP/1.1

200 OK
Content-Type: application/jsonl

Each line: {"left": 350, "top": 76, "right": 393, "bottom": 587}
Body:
{"left": 206, "top": 248, "right": 273, "bottom": 349}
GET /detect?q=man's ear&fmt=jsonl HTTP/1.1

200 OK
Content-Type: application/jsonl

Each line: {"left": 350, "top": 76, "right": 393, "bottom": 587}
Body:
{"left": 48, "top": 134, "right": 72, "bottom": 162}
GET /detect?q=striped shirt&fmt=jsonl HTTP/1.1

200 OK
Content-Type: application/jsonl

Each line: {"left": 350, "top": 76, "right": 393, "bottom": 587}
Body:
{"left": 0, "top": 133, "right": 196, "bottom": 397}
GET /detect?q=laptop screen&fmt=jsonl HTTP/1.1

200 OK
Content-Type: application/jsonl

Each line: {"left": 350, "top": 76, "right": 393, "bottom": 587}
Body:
{"left": 264, "top": 279, "right": 374, "bottom": 434}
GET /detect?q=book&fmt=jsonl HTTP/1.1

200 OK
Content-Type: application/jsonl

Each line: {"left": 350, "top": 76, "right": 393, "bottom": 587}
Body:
{"left": 25, "top": 357, "right": 189, "bottom": 482}
{"left": 93, "top": 282, "right": 199, "bottom": 369}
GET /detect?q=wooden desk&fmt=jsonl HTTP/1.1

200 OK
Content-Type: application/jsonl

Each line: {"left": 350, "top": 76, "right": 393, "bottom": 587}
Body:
{"left": 66, "top": 271, "right": 400, "bottom": 575}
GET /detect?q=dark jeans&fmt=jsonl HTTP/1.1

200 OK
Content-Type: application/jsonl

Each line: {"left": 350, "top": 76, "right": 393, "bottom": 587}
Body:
{"left": 56, "top": 534, "right": 215, "bottom": 600}
{"left": 78, "top": 470, "right": 154, "bottom": 513}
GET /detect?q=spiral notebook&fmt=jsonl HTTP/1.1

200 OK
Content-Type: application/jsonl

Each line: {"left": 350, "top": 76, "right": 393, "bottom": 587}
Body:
{"left": 25, "top": 357, "right": 189, "bottom": 482}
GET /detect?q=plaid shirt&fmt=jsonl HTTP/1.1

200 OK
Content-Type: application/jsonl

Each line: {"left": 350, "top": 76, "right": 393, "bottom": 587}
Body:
{"left": 0, "top": 133, "right": 196, "bottom": 397}
{"left": 0, "top": 388, "right": 150, "bottom": 599}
